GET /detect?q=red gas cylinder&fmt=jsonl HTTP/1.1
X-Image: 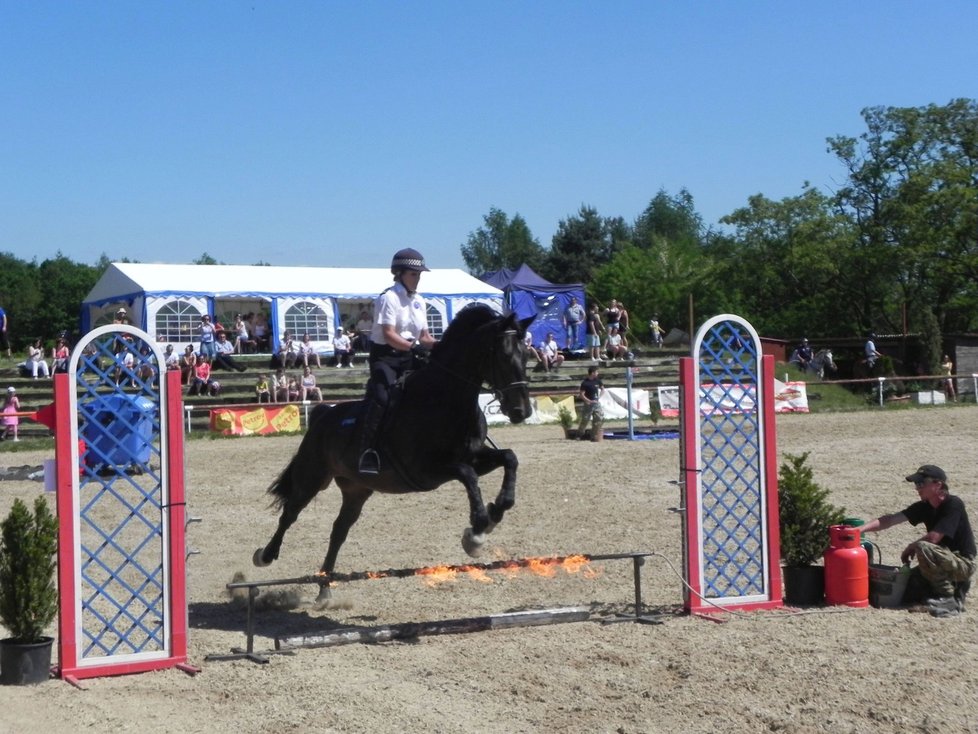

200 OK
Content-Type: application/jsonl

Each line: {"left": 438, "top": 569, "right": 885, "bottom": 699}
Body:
{"left": 824, "top": 524, "right": 869, "bottom": 607}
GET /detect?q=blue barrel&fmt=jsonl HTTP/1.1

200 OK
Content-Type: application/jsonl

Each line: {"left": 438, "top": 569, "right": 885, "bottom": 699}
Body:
{"left": 81, "top": 394, "right": 155, "bottom": 471}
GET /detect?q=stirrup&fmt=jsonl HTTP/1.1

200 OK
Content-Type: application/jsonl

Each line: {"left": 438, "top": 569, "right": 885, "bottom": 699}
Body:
{"left": 358, "top": 449, "right": 380, "bottom": 475}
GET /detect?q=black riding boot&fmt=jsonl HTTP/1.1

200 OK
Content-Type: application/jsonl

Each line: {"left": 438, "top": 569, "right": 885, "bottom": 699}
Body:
{"left": 357, "top": 400, "right": 384, "bottom": 474}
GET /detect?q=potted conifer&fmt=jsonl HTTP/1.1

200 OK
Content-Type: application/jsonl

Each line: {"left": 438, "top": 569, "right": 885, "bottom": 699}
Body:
{"left": 778, "top": 452, "right": 846, "bottom": 606}
{"left": 557, "top": 404, "right": 578, "bottom": 440}
{"left": 0, "top": 497, "right": 59, "bottom": 685}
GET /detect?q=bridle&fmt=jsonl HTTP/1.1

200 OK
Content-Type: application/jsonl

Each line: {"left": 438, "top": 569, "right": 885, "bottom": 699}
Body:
{"left": 486, "top": 329, "right": 529, "bottom": 408}
{"left": 422, "top": 326, "right": 528, "bottom": 410}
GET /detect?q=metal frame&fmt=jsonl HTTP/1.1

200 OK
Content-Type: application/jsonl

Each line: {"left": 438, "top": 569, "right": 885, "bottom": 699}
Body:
{"left": 206, "top": 551, "right": 661, "bottom": 663}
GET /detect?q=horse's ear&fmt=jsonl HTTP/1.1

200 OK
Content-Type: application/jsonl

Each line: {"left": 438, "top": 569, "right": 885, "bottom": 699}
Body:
{"left": 518, "top": 314, "right": 535, "bottom": 333}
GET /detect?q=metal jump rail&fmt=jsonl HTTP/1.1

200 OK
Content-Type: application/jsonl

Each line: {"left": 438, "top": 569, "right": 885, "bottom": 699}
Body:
{"left": 206, "top": 551, "right": 661, "bottom": 664}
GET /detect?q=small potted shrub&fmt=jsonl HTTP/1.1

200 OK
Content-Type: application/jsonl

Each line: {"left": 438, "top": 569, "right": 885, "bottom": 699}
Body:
{"left": 778, "top": 452, "right": 846, "bottom": 606}
{"left": 557, "top": 404, "right": 578, "bottom": 440}
{"left": 0, "top": 497, "right": 59, "bottom": 685}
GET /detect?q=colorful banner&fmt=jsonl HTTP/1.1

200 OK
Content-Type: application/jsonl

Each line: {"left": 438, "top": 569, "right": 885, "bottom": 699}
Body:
{"left": 773, "top": 379, "right": 810, "bottom": 413}
{"left": 657, "top": 380, "right": 809, "bottom": 417}
{"left": 209, "top": 404, "right": 302, "bottom": 436}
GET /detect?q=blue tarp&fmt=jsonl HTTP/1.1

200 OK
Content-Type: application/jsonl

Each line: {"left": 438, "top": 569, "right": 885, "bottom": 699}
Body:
{"left": 479, "top": 265, "right": 586, "bottom": 349}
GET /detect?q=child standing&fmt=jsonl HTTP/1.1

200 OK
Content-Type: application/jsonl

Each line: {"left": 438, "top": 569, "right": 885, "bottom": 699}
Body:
{"left": 2, "top": 386, "right": 20, "bottom": 441}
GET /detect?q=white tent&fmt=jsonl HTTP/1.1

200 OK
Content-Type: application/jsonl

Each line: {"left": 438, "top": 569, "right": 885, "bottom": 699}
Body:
{"left": 82, "top": 262, "right": 503, "bottom": 354}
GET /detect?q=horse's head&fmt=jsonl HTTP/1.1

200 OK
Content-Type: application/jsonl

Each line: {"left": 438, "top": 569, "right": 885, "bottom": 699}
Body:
{"left": 431, "top": 305, "right": 533, "bottom": 423}
{"left": 487, "top": 313, "right": 534, "bottom": 424}
{"left": 821, "top": 349, "right": 837, "bottom": 372}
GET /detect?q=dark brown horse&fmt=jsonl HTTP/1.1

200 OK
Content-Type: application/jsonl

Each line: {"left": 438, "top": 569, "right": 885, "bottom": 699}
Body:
{"left": 253, "top": 305, "right": 534, "bottom": 601}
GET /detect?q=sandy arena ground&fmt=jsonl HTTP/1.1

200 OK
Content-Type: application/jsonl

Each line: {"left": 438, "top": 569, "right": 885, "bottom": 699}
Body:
{"left": 2, "top": 407, "right": 978, "bottom": 733}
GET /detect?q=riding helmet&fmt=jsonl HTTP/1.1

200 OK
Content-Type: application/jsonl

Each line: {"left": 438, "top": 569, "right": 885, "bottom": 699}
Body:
{"left": 390, "top": 248, "right": 430, "bottom": 274}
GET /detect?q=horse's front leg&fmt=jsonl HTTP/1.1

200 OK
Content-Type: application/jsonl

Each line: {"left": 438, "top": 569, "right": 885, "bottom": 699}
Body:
{"left": 470, "top": 446, "right": 518, "bottom": 533}
{"left": 451, "top": 463, "right": 492, "bottom": 557}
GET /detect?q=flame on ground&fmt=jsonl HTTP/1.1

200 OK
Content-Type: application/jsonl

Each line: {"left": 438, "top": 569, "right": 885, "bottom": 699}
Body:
{"left": 421, "top": 554, "right": 599, "bottom": 587}
{"left": 311, "top": 554, "right": 601, "bottom": 588}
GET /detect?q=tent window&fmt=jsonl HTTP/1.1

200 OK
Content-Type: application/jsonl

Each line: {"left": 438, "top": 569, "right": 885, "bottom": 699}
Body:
{"left": 156, "top": 300, "right": 202, "bottom": 345}
{"left": 284, "top": 301, "right": 330, "bottom": 341}
{"left": 426, "top": 305, "right": 444, "bottom": 340}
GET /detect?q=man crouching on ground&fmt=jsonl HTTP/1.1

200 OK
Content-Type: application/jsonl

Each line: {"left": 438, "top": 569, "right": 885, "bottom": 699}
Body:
{"left": 861, "top": 464, "right": 975, "bottom": 616}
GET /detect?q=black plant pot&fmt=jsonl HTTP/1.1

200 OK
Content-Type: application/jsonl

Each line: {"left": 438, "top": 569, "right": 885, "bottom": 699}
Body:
{"left": 783, "top": 565, "right": 824, "bottom": 606}
{"left": 0, "top": 636, "right": 53, "bottom": 685}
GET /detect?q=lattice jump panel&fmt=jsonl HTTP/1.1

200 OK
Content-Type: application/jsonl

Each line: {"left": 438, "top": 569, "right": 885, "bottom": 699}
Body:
{"left": 696, "top": 320, "right": 765, "bottom": 600}
{"left": 75, "top": 332, "right": 167, "bottom": 658}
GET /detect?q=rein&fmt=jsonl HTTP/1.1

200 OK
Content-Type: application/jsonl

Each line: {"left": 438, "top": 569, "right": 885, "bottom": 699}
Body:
{"left": 422, "top": 328, "right": 527, "bottom": 403}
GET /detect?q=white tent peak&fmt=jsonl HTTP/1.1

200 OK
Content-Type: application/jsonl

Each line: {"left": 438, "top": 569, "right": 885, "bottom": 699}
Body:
{"left": 86, "top": 262, "right": 499, "bottom": 302}
{"left": 81, "top": 262, "right": 503, "bottom": 350}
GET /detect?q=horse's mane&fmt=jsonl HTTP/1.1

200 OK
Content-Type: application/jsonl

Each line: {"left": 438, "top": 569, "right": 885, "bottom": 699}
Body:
{"left": 430, "top": 304, "right": 501, "bottom": 358}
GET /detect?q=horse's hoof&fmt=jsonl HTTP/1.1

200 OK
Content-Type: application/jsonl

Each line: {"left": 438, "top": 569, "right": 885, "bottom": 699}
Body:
{"left": 462, "top": 527, "right": 487, "bottom": 557}
{"left": 315, "top": 585, "right": 332, "bottom": 604}
{"left": 253, "top": 547, "right": 271, "bottom": 567}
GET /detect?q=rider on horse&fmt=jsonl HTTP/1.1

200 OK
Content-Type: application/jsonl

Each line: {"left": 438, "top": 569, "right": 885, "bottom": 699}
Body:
{"left": 358, "top": 248, "right": 438, "bottom": 474}
{"left": 793, "top": 338, "right": 813, "bottom": 370}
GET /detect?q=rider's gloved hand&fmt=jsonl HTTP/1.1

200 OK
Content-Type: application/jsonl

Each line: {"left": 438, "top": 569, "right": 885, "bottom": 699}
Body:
{"left": 410, "top": 342, "right": 429, "bottom": 363}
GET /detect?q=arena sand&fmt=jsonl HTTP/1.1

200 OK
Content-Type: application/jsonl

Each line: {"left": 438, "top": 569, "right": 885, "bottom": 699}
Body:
{"left": 2, "top": 407, "right": 978, "bottom": 733}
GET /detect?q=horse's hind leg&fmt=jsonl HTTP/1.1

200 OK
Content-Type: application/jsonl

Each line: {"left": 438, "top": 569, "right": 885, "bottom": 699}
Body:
{"left": 314, "top": 481, "right": 373, "bottom": 603}
{"left": 254, "top": 463, "right": 332, "bottom": 568}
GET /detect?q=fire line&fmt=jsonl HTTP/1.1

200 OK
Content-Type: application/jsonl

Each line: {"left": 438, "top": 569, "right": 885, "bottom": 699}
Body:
{"left": 227, "top": 552, "right": 631, "bottom": 590}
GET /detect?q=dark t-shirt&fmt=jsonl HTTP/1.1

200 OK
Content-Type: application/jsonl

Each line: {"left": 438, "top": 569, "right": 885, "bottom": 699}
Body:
{"left": 903, "top": 494, "right": 976, "bottom": 558}
{"left": 580, "top": 376, "right": 604, "bottom": 402}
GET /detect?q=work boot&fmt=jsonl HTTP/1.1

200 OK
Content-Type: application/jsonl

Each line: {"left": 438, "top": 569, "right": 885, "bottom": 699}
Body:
{"left": 926, "top": 596, "right": 961, "bottom": 616}
{"left": 955, "top": 579, "right": 971, "bottom": 612}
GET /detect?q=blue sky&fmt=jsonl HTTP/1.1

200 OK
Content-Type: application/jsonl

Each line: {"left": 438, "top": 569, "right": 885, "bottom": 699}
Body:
{"left": 1, "top": 1, "right": 975, "bottom": 272}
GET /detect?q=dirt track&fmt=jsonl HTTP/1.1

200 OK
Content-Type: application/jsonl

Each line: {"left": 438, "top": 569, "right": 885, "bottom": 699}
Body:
{"left": 3, "top": 407, "right": 978, "bottom": 733}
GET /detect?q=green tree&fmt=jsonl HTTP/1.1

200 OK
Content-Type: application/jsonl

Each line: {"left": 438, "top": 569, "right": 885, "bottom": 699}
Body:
{"left": 460, "top": 208, "right": 545, "bottom": 275}
{"left": 633, "top": 188, "right": 702, "bottom": 249}
{"left": 35, "top": 254, "right": 100, "bottom": 339}
{"left": 542, "top": 205, "right": 621, "bottom": 284}
{"left": 0, "top": 253, "right": 41, "bottom": 353}
{"left": 718, "top": 185, "right": 855, "bottom": 337}
{"left": 918, "top": 305, "right": 942, "bottom": 377}
{"left": 590, "top": 189, "right": 718, "bottom": 340}
{"left": 828, "top": 100, "right": 978, "bottom": 335}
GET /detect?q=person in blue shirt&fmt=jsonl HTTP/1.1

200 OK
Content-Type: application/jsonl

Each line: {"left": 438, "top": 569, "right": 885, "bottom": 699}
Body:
{"left": 0, "top": 304, "right": 10, "bottom": 358}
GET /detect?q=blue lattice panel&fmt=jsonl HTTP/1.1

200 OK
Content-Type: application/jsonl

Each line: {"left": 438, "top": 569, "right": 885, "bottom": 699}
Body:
{"left": 58, "top": 326, "right": 192, "bottom": 677}
{"left": 680, "top": 315, "right": 781, "bottom": 612}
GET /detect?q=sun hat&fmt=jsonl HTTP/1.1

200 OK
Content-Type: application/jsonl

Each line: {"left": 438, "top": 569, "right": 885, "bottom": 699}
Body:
{"left": 6, "top": 386, "right": 15, "bottom": 394}
{"left": 905, "top": 465, "right": 947, "bottom": 484}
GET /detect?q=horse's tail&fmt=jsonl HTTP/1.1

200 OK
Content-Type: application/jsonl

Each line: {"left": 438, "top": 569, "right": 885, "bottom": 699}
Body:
{"left": 266, "top": 459, "right": 296, "bottom": 510}
{"left": 265, "top": 402, "right": 336, "bottom": 510}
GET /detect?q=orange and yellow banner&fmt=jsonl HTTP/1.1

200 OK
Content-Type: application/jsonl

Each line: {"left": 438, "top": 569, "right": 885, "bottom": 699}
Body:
{"left": 209, "top": 404, "right": 302, "bottom": 436}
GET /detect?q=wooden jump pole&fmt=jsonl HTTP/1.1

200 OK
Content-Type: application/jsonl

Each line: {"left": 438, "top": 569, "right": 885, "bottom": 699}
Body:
{"left": 276, "top": 607, "right": 591, "bottom": 650}
{"left": 206, "top": 551, "right": 660, "bottom": 663}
